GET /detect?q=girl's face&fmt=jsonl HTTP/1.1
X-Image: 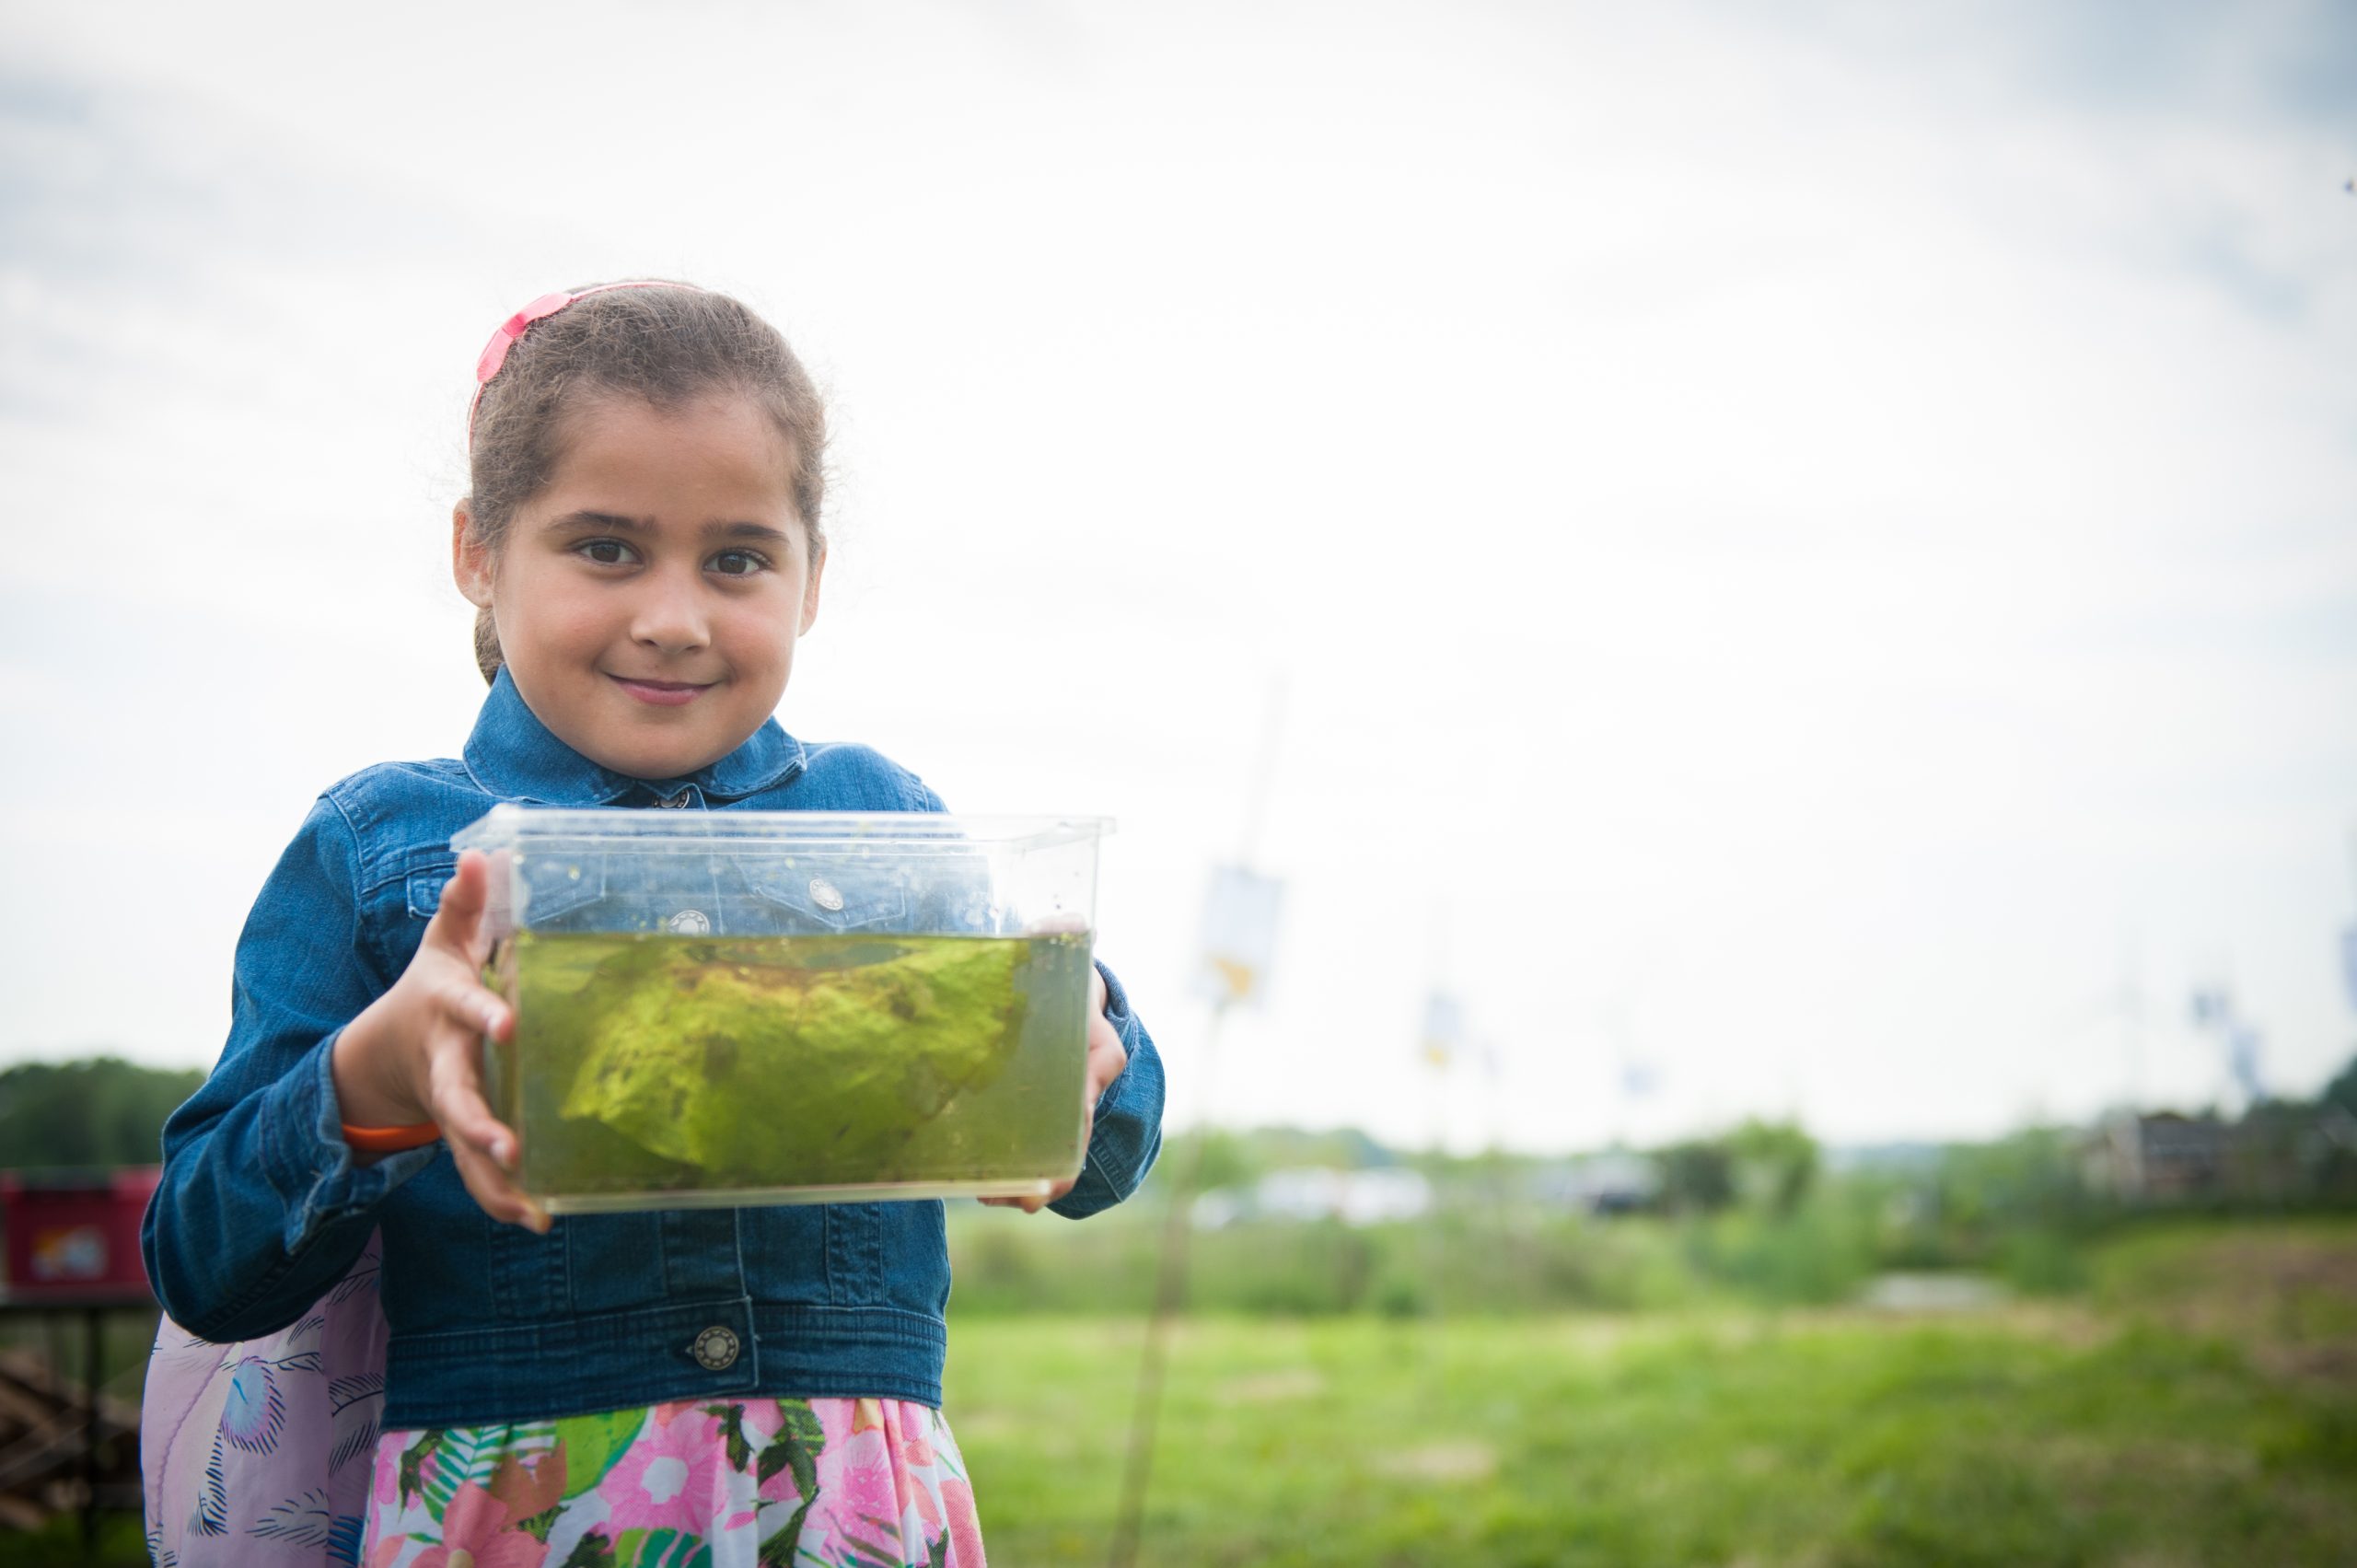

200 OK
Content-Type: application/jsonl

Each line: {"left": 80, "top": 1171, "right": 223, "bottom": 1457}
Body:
{"left": 455, "top": 391, "right": 822, "bottom": 782}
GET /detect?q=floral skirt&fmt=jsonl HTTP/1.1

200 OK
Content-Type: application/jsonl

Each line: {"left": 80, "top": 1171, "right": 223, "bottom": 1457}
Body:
{"left": 361, "top": 1397, "right": 985, "bottom": 1568}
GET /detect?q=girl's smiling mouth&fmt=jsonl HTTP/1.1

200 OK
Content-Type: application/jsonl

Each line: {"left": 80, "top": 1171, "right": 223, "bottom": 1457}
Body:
{"left": 608, "top": 675, "right": 715, "bottom": 707}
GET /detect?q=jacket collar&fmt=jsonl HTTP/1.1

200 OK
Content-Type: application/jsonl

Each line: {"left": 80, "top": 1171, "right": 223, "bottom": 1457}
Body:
{"left": 460, "top": 667, "right": 807, "bottom": 806}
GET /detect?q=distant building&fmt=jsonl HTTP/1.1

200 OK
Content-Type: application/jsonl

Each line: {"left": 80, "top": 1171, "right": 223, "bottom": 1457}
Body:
{"left": 2083, "top": 1105, "right": 2356, "bottom": 1203}
{"left": 1529, "top": 1152, "right": 1660, "bottom": 1214}
{"left": 1191, "top": 1167, "right": 1434, "bottom": 1229}
{"left": 2083, "top": 1111, "right": 2231, "bottom": 1201}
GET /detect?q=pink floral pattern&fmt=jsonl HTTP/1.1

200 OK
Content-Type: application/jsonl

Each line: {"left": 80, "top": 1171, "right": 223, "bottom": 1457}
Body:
{"left": 363, "top": 1397, "right": 983, "bottom": 1567}
{"left": 597, "top": 1404, "right": 727, "bottom": 1538}
{"left": 411, "top": 1481, "right": 547, "bottom": 1568}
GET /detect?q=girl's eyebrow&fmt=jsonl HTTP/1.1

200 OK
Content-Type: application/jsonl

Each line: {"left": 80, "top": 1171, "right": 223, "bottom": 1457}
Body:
{"left": 545, "top": 511, "right": 792, "bottom": 546}
{"left": 546, "top": 509, "right": 646, "bottom": 534}
{"left": 711, "top": 520, "right": 795, "bottom": 546}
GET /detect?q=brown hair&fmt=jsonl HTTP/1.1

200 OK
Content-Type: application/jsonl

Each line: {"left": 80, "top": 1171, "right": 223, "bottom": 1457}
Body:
{"left": 462, "top": 281, "right": 828, "bottom": 683}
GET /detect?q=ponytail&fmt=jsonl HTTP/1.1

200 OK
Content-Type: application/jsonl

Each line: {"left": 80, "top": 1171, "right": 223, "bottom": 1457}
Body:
{"left": 472, "top": 603, "right": 504, "bottom": 686}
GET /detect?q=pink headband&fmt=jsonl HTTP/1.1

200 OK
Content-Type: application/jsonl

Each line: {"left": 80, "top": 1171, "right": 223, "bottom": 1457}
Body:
{"left": 466, "top": 280, "right": 687, "bottom": 445}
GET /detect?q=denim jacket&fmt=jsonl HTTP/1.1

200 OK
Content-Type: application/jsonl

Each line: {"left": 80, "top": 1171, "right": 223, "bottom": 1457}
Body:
{"left": 143, "top": 669, "right": 1164, "bottom": 1427}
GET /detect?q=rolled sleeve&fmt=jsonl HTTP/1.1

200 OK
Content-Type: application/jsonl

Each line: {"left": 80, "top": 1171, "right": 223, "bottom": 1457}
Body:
{"left": 144, "top": 796, "right": 434, "bottom": 1342}
{"left": 257, "top": 1033, "right": 440, "bottom": 1252}
{"left": 1049, "top": 958, "right": 1166, "bottom": 1220}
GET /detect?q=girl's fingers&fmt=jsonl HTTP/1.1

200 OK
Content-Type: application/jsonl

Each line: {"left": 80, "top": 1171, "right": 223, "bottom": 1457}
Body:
{"left": 981, "top": 959, "right": 1111, "bottom": 1217}
{"left": 424, "top": 849, "right": 497, "bottom": 961}
{"left": 425, "top": 1001, "right": 511, "bottom": 1157}
{"left": 431, "top": 969, "right": 511, "bottom": 1042}
{"left": 1081, "top": 969, "right": 1121, "bottom": 1107}
{"left": 448, "top": 1131, "right": 548, "bottom": 1233}
{"left": 983, "top": 1073, "right": 1102, "bottom": 1216}
{"left": 1084, "top": 1019, "right": 1126, "bottom": 1108}
{"left": 422, "top": 1032, "right": 508, "bottom": 1162}
{"left": 986, "top": 1170, "right": 1077, "bottom": 1211}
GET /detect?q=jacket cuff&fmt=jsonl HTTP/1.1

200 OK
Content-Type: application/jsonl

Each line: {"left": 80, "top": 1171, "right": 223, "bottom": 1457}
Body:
{"left": 258, "top": 1033, "right": 440, "bottom": 1253}
{"left": 1096, "top": 958, "right": 1136, "bottom": 1028}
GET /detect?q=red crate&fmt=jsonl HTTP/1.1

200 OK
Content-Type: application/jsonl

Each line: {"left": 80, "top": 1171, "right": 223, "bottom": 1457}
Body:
{"left": 1, "top": 1167, "right": 163, "bottom": 1301}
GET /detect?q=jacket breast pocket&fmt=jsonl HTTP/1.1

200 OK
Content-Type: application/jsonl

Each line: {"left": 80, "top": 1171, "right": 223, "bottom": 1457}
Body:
{"left": 404, "top": 860, "right": 458, "bottom": 921}
{"left": 405, "top": 854, "right": 607, "bottom": 925}
{"left": 740, "top": 863, "right": 911, "bottom": 934}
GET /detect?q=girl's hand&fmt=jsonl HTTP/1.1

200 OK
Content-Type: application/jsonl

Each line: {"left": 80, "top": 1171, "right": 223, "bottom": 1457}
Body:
{"left": 331, "top": 850, "right": 547, "bottom": 1232}
{"left": 982, "top": 963, "right": 1127, "bottom": 1214}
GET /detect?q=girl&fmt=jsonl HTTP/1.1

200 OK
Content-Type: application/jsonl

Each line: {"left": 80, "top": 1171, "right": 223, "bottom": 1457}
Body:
{"left": 141, "top": 281, "right": 1165, "bottom": 1567}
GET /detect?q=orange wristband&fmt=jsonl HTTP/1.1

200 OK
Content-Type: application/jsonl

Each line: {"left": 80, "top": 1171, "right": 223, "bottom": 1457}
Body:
{"left": 342, "top": 1121, "right": 442, "bottom": 1153}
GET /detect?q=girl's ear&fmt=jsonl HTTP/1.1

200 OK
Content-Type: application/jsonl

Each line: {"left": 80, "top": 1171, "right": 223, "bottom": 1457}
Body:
{"left": 452, "top": 502, "right": 495, "bottom": 608}
{"left": 799, "top": 540, "right": 825, "bottom": 636}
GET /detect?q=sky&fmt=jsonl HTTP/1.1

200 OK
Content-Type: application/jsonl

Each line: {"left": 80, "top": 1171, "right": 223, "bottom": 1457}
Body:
{"left": 3, "top": 0, "right": 2353, "bottom": 1154}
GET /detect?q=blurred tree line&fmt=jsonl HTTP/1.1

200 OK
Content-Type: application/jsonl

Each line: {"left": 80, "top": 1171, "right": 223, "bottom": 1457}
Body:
{"left": 1655, "top": 1119, "right": 1820, "bottom": 1215}
{"left": 0, "top": 1057, "right": 201, "bottom": 1168}
{"left": 4, "top": 1051, "right": 2351, "bottom": 1318}
{"left": 954, "top": 1048, "right": 2357, "bottom": 1317}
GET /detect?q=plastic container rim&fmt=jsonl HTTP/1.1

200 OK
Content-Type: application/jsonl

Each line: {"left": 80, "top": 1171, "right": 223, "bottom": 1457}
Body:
{"left": 452, "top": 805, "right": 1114, "bottom": 852}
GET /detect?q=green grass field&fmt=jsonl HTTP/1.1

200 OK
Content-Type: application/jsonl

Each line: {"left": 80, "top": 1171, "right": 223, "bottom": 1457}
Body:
{"left": 4, "top": 1220, "right": 2351, "bottom": 1565}
{"left": 945, "top": 1223, "right": 2357, "bottom": 1567}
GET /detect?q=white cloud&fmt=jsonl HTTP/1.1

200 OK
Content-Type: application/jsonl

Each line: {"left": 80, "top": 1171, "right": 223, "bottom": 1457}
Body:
{"left": 2, "top": 0, "right": 2351, "bottom": 1149}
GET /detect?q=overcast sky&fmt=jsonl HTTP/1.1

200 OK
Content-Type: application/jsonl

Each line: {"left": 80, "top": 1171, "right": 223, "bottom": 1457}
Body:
{"left": 4, "top": 0, "right": 2353, "bottom": 1153}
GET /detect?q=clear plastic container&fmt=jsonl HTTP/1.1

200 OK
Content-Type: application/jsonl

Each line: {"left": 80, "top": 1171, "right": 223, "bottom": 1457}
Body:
{"left": 449, "top": 806, "right": 1109, "bottom": 1214}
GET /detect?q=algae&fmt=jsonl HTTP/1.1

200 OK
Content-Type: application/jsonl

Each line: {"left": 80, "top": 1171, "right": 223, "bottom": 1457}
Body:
{"left": 493, "top": 930, "right": 1091, "bottom": 1201}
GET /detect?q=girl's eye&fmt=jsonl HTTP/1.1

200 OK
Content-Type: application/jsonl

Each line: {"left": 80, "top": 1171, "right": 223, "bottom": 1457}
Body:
{"left": 710, "top": 550, "right": 770, "bottom": 577}
{"left": 578, "top": 540, "right": 635, "bottom": 566}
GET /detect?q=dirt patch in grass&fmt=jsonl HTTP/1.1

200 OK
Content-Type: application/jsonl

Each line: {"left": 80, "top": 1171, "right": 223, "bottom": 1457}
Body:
{"left": 1373, "top": 1438, "right": 1497, "bottom": 1483}
{"left": 2106, "top": 1227, "right": 2357, "bottom": 1389}
{"left": 2039, "top": 1432, "right": 2260, "bottom": 1490}
{"left": 1217, "top": 1367, "right": 1325, "bottom": 1402}
{"left": 1777, "top": 1300, "right": 2115, "bottom": 1350}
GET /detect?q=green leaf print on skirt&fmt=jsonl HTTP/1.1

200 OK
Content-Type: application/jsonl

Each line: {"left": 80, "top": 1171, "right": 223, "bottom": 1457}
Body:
{"left": 555, "top": 1408, "right": 647, "bottom": 1499}
{"left": 413, "top": 1422, "right": 557, "bottom": 1524}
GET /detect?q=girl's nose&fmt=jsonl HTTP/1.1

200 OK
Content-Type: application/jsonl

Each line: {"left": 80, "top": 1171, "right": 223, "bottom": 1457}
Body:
{"left": 630, "top": 568, "right": 712, "bottom": 653}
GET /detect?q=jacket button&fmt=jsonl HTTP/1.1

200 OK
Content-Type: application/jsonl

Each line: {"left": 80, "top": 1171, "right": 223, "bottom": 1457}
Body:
{"left": 808, "top": 877, "right": 844, "bottom": 912}
{"left": 691, "top": 1326, "right": 740, "bottom": 1371}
